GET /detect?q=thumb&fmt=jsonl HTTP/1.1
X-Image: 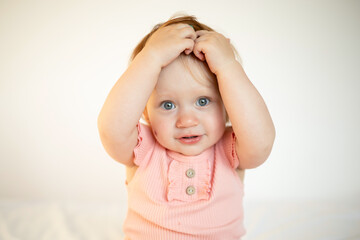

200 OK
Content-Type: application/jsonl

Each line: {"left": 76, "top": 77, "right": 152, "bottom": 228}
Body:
{"left": 193, "top": 44, "right": 205, "bottom": 61}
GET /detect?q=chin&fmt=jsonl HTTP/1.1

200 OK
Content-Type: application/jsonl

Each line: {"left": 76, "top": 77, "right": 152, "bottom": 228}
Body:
{"left": 180, "top": 151, "right": 200, "bottom": 156}
{"left": 180, "top": 146, "right": 209, "bottom": 156}
{"left": 161, "top": 139, "right": 213, "bottom": 156}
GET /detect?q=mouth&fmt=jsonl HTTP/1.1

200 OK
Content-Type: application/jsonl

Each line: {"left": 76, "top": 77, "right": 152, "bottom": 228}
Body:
{"left": 177, "top": 135, "right": 202, "bottom": 144}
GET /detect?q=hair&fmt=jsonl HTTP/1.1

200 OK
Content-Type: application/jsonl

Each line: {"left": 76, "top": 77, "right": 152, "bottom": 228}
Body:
{"left": 131, "top": 14, "right": 237, "bottom": 123}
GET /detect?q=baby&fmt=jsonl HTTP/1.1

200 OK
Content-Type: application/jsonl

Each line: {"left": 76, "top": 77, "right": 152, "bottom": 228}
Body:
{"left": 98, "top": 15, "right": 275, "bottom": 240}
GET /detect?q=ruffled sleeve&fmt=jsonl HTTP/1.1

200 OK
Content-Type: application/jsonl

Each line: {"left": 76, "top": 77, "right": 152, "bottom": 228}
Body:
{"left": 133, "top": 122, "right": 155, "bottom": 166}
{"left": 221, "top": 128, "right": 240, "bottom": 169}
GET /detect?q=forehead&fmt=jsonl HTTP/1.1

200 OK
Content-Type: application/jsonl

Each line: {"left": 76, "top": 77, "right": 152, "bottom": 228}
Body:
{"left": 155, "top": 55, "right": 217, "bottom": 95}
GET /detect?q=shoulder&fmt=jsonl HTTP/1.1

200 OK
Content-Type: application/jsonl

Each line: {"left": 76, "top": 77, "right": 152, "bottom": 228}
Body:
{"left": 216, "top": 126, "right": 240, "bottom": 169}
{"left": 217, "top": 126, "right": 235, "bottom": 148}
{"left": 133, "top": 122, "right": 157, "bottom": 166}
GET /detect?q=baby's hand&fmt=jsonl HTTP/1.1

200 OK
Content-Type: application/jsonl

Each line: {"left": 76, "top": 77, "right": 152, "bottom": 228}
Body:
{"left": 193, "top": 31, "right": 236, "bottom": 76}
{"left": 142, "top": 24, "right": 197, "bottom": 68}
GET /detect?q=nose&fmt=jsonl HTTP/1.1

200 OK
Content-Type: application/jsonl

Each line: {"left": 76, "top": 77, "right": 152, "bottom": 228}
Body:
{"left": 176, "top": 111, "right": 199, "bottom": 128}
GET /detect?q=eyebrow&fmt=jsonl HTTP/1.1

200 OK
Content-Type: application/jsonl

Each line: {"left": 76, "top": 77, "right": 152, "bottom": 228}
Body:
{"left": 153, "top": 84, "right": 219, "bottom": 101}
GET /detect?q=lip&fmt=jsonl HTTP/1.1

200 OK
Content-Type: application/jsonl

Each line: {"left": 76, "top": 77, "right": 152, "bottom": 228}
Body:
{"left": 177, "top": 135, "right": 202, "bottom": 144}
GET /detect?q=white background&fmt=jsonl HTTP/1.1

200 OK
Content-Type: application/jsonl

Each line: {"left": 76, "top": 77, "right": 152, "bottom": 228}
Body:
{"left": 1, "top": 0, "right": 359, "bottom": 208}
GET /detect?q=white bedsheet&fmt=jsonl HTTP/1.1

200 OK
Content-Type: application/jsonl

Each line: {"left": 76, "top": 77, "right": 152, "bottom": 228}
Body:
{"left": 243, "top": 200, "right": 360, "bottom": 240}
{"left": 0, "top": 199, "right": 359, "bottom": 240}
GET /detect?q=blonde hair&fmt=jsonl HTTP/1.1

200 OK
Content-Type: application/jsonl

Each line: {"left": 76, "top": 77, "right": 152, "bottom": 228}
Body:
{"left": 131, "top": 14, "right": 237, "bottom": 123}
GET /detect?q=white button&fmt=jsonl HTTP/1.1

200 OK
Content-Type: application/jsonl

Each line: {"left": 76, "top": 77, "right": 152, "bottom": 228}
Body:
{"left": 186, "top": 168, "right": 195, "bottom": 178}
{"left": 186, "top": 186, "right": 196, "bottom": 195}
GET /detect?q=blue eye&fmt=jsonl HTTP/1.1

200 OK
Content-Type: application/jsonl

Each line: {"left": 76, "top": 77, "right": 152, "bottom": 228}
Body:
{"left": 196, "top": 97, "right": 210, "bottom": 107}
{"left": 161, "top": 101, "right": 175, "bottom": 110}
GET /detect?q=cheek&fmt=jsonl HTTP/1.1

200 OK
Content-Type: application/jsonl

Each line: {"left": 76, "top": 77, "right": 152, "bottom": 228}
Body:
{"left": 203, "top": 109, "right": 226, "bottom": 133}
{"left": 149, "top": 115, "right": 172, "bottom": 137}
{"left": 214, "top": 108, "right": 227, "bottom": 134}
{"left": 213, "top": 104, "right": 227, "bottom": 124}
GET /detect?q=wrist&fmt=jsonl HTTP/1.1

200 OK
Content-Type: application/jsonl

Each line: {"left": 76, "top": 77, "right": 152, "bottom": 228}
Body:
{"left": 134, "top": 48, "right": 162, "bottom": 74}
{"left": 214, "top": 60, "right": 242, "bottom": 78}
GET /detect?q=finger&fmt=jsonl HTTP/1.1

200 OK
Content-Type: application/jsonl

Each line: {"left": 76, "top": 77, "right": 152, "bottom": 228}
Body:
{"left": 184, "top": 49, "right": 192, "bottom": 55}
{"left": 194, "top": 50, "right": 205, "bottom": 61}
{"left": 185, "top": 31, "right": 197, "bottom": 41}
{"left": 194, "top": 36, "right": 207, "bottom": 43}
{"left": 195, "top": 30, "right": 210, "bottom": 38}
{"left": 183, "top": 39, "right": 195, "bottom": 55}
{"left": 180, "top": 26, "right": 197, "bottom": 40}
{"left": 193, "top": 42, "right": 205, "bottom": 61}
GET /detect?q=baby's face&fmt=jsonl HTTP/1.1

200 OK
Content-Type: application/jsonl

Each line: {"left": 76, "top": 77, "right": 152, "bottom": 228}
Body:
{"left": 146, "top": 57, "right": 227, "bottom": 156}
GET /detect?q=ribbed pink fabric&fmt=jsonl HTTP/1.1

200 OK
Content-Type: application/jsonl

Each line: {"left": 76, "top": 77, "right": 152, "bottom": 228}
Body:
{"left": 123, "top": 123, "right": 245, "bottom": 240}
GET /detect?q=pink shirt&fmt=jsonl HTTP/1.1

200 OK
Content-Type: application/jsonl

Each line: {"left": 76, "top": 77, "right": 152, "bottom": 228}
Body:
{"left": 123, "top": 123, "right": 245, "bottom": 240}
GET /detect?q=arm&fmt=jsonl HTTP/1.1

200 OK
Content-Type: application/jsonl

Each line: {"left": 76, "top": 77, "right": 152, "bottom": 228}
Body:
{"left": 194, "top": 31, "right": 276, "bottom": 169}
{"left": 97, "top": 24, "right": 196, "bottom": 166}
{"left": 218, "top": 61, "right": 275, "bottom": 169}
{"left": 97, "top": 52, "right": 160, "bottom": 167}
